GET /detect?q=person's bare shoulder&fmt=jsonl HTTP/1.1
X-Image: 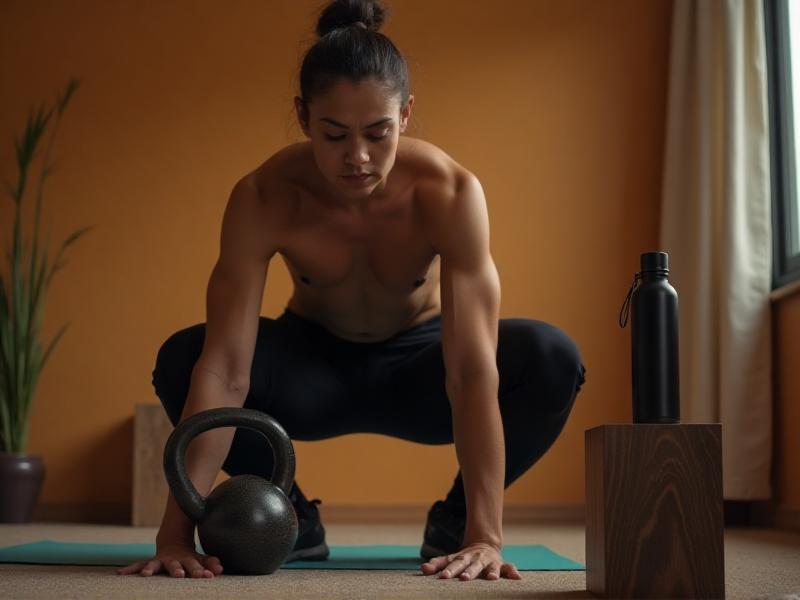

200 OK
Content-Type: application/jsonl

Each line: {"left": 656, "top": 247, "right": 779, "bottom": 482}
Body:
{"left": 248, "top": 142, "right": 308, "bottom": 199}
{"left": 399, "top": 136, "right": 471, "bottom": 187}
{"left": 239, "top": 143, "right": 310, "bottom": 235}
{"left": 402, "top": 137, "right": 479, "bottom": 244}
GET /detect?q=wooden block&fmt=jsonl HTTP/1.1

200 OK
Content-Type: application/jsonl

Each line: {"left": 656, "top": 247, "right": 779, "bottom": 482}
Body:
{"left": 132, "top": 404, "right": 231, "bottom": 527}
{"left": 132, "top": 404, "right": 175, "bottom": 526}
{"left": 585, "top": 424, "right": 725, "bottom": 599}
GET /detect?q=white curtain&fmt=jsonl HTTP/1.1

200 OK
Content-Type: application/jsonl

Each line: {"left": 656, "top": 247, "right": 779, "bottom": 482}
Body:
{"left": 660, "top": 0, "right": 773, "bottom": 499}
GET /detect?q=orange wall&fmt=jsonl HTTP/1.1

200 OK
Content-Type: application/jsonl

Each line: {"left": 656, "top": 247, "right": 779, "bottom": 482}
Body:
{"left": 773, "top": 292, "right": 800, "bottom": 512}
{"left": 0, "top": 0, "right": 673, "bottom": 515}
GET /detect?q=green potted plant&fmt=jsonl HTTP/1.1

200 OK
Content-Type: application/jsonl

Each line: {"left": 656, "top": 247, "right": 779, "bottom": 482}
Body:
{"left": 0, "top": 79, "right": 94, "bottom": 522}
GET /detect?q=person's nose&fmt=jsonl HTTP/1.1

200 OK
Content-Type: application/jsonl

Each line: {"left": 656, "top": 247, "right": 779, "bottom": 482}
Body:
{"left": 345, "top": 137, "right": 370, "bottom": 166}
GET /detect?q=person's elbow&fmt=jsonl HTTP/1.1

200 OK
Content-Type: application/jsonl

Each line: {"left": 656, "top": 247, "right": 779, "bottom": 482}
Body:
{"left": 445, "top": 363, "right": 500, "bottom": 404}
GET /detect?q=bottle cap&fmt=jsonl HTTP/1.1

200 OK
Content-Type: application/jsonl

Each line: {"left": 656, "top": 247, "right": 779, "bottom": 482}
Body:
{"left": 641, "top": 251, "right": 669, "bottom": 273}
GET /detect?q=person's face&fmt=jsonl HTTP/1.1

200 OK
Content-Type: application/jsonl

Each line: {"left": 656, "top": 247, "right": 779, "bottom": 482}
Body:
{"left": 295, "top": 77, "right": 414, "bottom": 200}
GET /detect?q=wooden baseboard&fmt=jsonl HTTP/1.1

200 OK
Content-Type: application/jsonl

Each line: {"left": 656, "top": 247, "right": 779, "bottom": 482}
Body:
{"left": 33, "top": 503, "right": 131, "bottom": 525}
{"left": 32, "top": 502, "right": 585, "bottom": 526}
{"left": 750, "top": 501, "right": 800, "bottom": 532}
{"left": 773, "top": 505, "right": 800, "bottom": 531}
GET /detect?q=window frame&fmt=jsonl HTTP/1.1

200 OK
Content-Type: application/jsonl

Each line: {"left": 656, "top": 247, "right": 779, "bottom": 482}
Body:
{"left": 765, "top": 0, "right": 800, "bottom": 290}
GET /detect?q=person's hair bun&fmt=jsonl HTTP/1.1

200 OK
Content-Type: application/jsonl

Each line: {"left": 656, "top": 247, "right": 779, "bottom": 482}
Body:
{"left": 316, "top": 0, "right": 386, "bottom": 37}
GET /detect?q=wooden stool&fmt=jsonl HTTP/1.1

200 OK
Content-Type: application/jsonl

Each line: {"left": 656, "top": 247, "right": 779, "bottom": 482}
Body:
{"left": 132, "top": 404, "right": 174, "bottom": 526}
{"left": 585, "top": 424, "right": 725, "bottom": 599}
{"left": 132, "top": 404, "right": 231, "bottom": 526}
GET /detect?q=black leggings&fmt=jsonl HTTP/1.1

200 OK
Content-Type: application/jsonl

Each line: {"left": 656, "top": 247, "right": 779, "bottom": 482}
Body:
{"left": 152, "top": 308, "right": 587, "bottom": 504}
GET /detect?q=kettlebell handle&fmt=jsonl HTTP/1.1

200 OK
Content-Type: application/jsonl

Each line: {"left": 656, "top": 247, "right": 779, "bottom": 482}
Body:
{"left": 163, "top": 407, "right": 296, "bottom": 522}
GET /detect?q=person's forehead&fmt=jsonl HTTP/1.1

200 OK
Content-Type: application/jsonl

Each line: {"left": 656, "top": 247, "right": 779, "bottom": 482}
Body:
{"left": 313, "top": 79, "right": 398, "bottom": 121}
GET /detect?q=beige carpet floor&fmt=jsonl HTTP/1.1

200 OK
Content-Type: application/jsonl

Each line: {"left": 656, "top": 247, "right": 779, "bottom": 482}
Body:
{"left": 0, "top": 522, "right": 798, "bottom": 599}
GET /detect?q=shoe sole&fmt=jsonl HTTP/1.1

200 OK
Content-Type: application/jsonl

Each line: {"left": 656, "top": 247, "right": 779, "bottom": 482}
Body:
{"left": 420, "top": 542, "right": 455, "bottom": 561}
{"left": 285, "top": 541, "right": 330, "bottom": 563}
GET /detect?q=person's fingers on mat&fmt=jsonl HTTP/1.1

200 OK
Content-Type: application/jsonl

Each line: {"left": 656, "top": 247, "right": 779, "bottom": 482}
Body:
{"left": 183, "top": 558, "right": 211, "bottom": 578}
{"left": 450, "top": 559, "right": 473, "bottom": 579}
{"left": 421, "top": 554, "right": 451, "bottom": 574}
{"left": 439, "top": 554, "right": 469, "bottom": 579}
{"left": 117, "top": 560, "right": 144, "bottom": 575}
{"left": 501, "top": 562, "right": 522, "bottom": 579}
{"left": 139, "top": 559, "right": 161, "bottom": 576}
{"left": 182, "top": 558, "right": 200, "bottom": 578}
{"left": 202, "top": 555, "right": 223, "bottom": 575}
{"left": 420, "top": 560, "right": 438, "bottom": 574}
{"left": 432, "top": 545, "right": 518, "bottom": 581}
{"left": 187, "top": 568, "right": 211, "bottom": 578}
{"left": 484, "top": 562, "right": 501, "bottom": 579}
{"left": 420, "top": 559, "right": 436, "bottom": 572}
{"left": 459, "top": 558, "right": 486, "bottom": 580}
{"left": 164, "top": 559, "right": 184, "bottom": 578}
{"left": 116, "top": 560, "right": 146, "bottom": 575}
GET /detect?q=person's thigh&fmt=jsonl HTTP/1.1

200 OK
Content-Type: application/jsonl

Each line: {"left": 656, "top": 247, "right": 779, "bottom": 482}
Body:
{"left": 363, "top": 318, "right": 585, "bottom": 442}
{"left": 151, "top": 315, "right": 360, "bottom": 477}
{"left": 251, "top": 316, "right": 366, "bottom": 441}
{"left": 492, "top": 318, "right": 586, "bottom": 414}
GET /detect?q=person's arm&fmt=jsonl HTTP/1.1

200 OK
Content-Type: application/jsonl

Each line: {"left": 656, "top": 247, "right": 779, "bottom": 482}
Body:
{"left": 156, "top": 176, "right": 276, "bottom": 548}
{"left": 155, "top": 370, "right": 251, "bottom": 547}
{"left": 433, "top": 171, "right": 503, "bottom": 549}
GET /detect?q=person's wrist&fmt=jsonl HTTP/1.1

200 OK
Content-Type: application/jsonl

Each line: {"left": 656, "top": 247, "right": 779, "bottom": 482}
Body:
{"left": 156, "top": 538, "right": 195, "bottom": 551}
{"left": 156, "top": 529, "right": 195, "bottom": 549}
{"left": 462, "top": 535, "right": 503, "bottom": 551}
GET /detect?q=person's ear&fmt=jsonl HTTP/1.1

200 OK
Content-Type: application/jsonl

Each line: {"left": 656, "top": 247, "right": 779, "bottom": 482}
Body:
{"left": 294, "top": 96, "right": 310, "bottom": 137}
{"left": 399, "top": 94, "right": 414, "bottom": 133}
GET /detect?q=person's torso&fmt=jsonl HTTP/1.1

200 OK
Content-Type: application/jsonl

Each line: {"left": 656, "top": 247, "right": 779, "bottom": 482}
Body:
{"left": 250, "top": 136, "right": 465, "bottom": 342}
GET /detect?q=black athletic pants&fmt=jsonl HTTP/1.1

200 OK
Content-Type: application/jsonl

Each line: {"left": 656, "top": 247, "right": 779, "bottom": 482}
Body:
{"left": 152, "top": 307, "right": 587, "bottom": 506}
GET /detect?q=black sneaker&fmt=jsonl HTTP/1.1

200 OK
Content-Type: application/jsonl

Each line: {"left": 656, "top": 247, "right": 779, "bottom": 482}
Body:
{"left": 285, "top": 482, "right": 330, "bottom": 562}
{"left": 420, "top": 498, "right": 467, "bottom": 561}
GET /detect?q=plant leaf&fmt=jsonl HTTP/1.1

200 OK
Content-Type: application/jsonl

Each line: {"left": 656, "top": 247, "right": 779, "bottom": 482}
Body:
{"left": 2, "top": 79, "right": 82, "bottom": 452}
{"left": 57, "top": 79, "right": 80, "bottom": 115}
{"left": 41, "top": 323, "right": 68, "bottom": 371}
{"left": 62, "top": 224, "right": 95, "bottom": 251}
{"left": 15, "top": 104, "right": 52, "bottom": 177}
{"left": 46, "top": 225, "right": 94, "bottom": 287}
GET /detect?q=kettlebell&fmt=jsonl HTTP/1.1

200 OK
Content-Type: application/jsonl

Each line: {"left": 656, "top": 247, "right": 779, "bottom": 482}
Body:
{"left": 163, "top": 407, "right": 299, "bottom": 575}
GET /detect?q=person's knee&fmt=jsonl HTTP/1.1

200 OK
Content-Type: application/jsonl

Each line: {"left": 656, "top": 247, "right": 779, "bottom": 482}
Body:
{"left": 151, "top": 324, "right": 205, "bottom": 426}
{"left": 543, "top": 321, "right": 585, "bottom": 387}
{"left": 503, "top": 319, "right": 586, "bottom": 412}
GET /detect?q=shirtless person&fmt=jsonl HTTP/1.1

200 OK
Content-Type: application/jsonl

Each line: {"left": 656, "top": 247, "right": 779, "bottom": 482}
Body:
{"left": 118, "top": 0, "right": 586, "bottom": 583}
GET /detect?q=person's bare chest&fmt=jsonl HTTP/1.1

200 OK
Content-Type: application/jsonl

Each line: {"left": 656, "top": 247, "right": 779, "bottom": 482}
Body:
{"left": 278, "top": 182, "right": 438, "bottom": 296}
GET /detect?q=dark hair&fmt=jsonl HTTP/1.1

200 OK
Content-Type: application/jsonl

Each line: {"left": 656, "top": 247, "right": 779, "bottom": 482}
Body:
{"left": 299, "top": 0, "right": 410, "bottom": 107}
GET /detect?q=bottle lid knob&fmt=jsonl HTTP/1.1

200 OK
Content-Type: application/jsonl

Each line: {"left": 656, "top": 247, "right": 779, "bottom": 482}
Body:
{"left": 641, "top": 251, "right": 669, "bottom": 273}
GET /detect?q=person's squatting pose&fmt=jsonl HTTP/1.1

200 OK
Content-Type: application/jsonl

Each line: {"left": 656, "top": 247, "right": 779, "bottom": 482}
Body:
{"left": 121, "top": 0, "right": 586, "bottom": 583}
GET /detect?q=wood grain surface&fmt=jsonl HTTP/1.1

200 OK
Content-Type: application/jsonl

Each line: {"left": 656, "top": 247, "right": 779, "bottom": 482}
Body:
{"left": 132, "top": 404, "right": 174, "bottom": 526}
{"left": 585, "top": 424, "right": 724, "bottom": 598}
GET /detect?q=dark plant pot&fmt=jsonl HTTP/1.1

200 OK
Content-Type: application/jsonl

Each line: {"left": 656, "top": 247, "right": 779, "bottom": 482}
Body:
{"left": 0, "top": 453, "right": 45, "bottom": 523}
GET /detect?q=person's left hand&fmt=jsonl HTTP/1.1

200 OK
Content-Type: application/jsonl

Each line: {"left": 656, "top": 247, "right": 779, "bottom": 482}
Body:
{"left": 420, "top": 542, "right": 522, "bottom": 581}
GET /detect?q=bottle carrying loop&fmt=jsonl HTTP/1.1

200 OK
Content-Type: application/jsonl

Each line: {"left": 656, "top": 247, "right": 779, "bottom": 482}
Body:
{"left": 619, "top": 272, "right": 641, "bottom": 328}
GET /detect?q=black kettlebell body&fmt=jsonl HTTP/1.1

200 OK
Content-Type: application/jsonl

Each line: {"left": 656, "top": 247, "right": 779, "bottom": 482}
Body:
{"left": 163, "top": 408, "right": 299, "bottom": 575}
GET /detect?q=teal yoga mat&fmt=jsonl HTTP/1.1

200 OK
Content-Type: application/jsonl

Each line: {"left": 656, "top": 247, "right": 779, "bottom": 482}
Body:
{"left": 0, "top": 540, "right": 584, "bottom": 571}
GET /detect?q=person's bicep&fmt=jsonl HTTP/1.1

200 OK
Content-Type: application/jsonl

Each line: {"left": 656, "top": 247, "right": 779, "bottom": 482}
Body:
{"left": 196, "top": 177, "right": 276, "bottom": 391}
{"left": 433, "top": 172, "right": 501, "bottom": 395}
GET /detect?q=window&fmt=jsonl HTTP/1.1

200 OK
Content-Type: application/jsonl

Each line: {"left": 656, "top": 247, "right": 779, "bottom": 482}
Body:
{"left": 766, "top": 0, "right": 800, "bottom": 289}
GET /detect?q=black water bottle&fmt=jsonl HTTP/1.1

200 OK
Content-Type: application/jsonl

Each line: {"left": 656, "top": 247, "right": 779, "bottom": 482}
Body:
{"left": 619, "top": 251, "right": 680, "bottom": 423}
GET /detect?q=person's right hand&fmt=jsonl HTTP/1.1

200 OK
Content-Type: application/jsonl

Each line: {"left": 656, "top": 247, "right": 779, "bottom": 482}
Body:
{"left": 116, "top": 543, "right": 223, "bottom": 578}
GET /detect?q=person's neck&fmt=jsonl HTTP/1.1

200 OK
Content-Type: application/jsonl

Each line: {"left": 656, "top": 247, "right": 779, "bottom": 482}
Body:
{"left": 310, "top": 162, "right": 389, "bottom": 214}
